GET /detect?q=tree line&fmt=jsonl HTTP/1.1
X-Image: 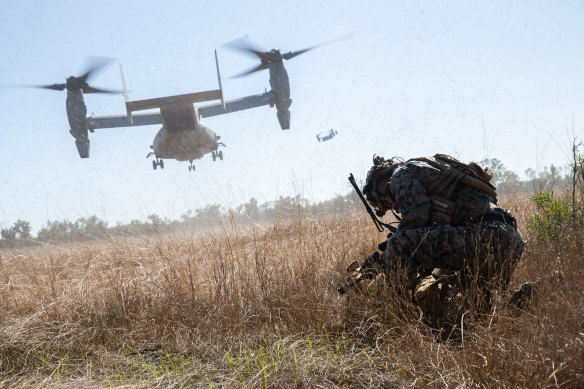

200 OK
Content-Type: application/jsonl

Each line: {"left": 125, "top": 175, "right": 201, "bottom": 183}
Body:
{"left": 1, "top": 192, "right": 363, "bottom": 247}
{"left": 1, "top": 158, "right": 577, "bottom": 247}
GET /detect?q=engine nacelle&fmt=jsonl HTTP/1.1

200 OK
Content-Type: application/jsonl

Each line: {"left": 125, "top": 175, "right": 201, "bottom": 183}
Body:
{"left": 277, "top": 107, "right": 290, "bottom": 130}
{"left": 73, "top": 133, "right": 90, "bottom": 158}
{"left": 268, "top": 61, "right": 292, "bottom": 130}
{"left": 66, "top": 88, "right": 91, "bottom": 158}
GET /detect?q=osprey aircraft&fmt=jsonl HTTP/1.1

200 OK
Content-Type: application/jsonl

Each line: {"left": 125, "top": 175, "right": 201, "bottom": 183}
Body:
{"left": 26, "top": 36, "right": 347, "bottom": 171}
{"left": 316, "top": 129, "right": 338, "bottom": 142}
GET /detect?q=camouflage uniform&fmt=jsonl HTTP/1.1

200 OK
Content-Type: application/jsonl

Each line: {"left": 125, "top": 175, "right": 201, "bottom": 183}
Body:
{"left": 379, "top": 159, "right": 524, "bottom": 290}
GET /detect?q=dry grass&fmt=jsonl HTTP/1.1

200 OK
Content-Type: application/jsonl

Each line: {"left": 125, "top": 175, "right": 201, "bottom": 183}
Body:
{"left": 0, "top": 194, "right": 583, "bottom": 388}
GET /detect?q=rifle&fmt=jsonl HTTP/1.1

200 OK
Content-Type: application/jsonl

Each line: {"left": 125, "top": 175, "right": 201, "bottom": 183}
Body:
{"left": 348, "top": 173, "right": 397, "bottom": 233}
{"left": 338, "top": 174, "right": 397, "bottom": 295}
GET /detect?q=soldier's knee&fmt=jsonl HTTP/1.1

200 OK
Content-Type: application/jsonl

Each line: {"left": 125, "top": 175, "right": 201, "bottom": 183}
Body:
{"left": 386, "top": 229, "right": 411, "bottom": 258}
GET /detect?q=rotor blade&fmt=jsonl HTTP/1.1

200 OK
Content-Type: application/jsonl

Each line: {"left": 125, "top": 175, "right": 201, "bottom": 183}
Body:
{"left": 283, "top": 32, "right": 354, "bottom": 60}
{"left": 78, "top": 56, "right": 116, "bottom": 83}
{"left": 1, "top": 83, "right": 66, "bottom": 91}
{"left": 223, "top": 37, "right": 267, "bottom": 60}
{"left": 230, "top": 63, "right": 269, "bottom": 78}
{"left": 282, "top": 47, "right": 315, "bottom": 60}
{"left": 33, "top": 83, "right": 67, "bottom": 91}
{"left": 82, "top": 85, "right": 122, "bottom": 94}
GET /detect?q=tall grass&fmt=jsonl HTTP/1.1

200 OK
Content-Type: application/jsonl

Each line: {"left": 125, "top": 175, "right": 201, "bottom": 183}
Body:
{"left": 0, "top": 194, "right": 582, "bottom": 388}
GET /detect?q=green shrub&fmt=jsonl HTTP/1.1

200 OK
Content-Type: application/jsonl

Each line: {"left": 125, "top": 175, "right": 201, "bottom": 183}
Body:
{"left": 529, "top": 139, "right": 584, "bottom": 241}
{"left": 528, "top": 189, "right": 575, "bottom": 241}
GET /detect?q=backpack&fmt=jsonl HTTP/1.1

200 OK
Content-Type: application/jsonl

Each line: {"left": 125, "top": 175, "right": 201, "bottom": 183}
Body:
{"left": 409, "top": 154, "right": 498, "bottom": 224}
{"left": 411, "top": 154, "right": 497, "bottom": 200}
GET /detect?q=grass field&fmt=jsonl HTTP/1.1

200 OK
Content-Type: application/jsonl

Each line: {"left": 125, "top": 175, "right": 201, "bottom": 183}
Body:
{"left": 1, "top": 193, "right": 583, "bottom": 388}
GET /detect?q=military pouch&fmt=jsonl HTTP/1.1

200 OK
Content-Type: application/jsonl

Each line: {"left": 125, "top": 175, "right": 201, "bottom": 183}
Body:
{"left": 430, "top": 195, "right": 456, "bottom": 225}
{"left": 479, "top": 207, "right": 518, "bottom": 228}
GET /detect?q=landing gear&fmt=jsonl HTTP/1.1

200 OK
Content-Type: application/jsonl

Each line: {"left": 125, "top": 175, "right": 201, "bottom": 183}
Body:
{"left": 147, "top": 150, "right": 164, "bottom": 170}
{"left": 152, "top": 158, "right": 164, "bottom": 170}
{"left": 212, "top": 150, "right": 224, "bottom": 161}
{"left": 188, "top": 160, "right": 195, "bottom": 171}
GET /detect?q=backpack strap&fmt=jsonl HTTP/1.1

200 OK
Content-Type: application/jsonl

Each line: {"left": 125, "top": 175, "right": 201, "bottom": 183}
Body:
{"left": 410, "top": 154, "right": 497, "bottom": 201}
{"left": 434, "top": 154, "right": 497, "bottom": 193}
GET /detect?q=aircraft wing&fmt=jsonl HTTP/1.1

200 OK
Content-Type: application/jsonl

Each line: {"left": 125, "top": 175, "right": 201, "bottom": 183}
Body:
{"left": 87, "top": 89, "right": 223, "bottom": 130}
{"left": 198, "top": 91, "right": 274, "bottom": 118}
{"left": 86, "top": 112, "right": 162, "bottom": 129}
{"left": 86, "top": 90, "right": 275, "bottom": 129}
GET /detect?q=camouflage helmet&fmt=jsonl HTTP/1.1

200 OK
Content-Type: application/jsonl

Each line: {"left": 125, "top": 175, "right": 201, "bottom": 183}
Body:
{"left": 363, "top": 155, "right": 399, "bottom": 215}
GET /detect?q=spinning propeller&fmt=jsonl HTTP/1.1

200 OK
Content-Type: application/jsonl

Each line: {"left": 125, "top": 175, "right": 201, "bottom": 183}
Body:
{"left": 31, "top": 56, "right": 121, "bottom": 94}
{"left": 225, "top": 33, "right": 353, "bottom": 78}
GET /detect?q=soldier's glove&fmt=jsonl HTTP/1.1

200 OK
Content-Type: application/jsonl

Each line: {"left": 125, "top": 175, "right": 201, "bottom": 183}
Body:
{"left": 378, "top": 240, "right": 387, "bottom": 252}
{"left": 360, "top": 251, "right": 383, "bottom": 277}
{"left": 377, "top": 231, "right": 394, "bottom": 252}
{"left": 337, "top": 251, "right": 384, "bottom": 295}
{"left": 348, "top": 251, "right": 383, "bottom": 280}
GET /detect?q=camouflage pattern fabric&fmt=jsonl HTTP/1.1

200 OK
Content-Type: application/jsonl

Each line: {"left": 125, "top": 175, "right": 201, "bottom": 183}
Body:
{"left": 388, "top": 160, "right": 495, "bottom": 228}
{"left": 384, "top": 220, "right": 524, "bottom": 288}
{"left": 382, "top": 160, "right": 524, "bottom": 289}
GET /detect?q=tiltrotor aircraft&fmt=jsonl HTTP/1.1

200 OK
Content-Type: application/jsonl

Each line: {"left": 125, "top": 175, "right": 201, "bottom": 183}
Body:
{"left": 316, "top": 129, "right": 338, "bottom": 142}
{"left": 28, "top": 37, "right": 346, "bottom": 171}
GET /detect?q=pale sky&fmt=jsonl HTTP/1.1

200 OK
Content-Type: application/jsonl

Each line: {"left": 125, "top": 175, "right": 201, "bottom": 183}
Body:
{"left": 0, "top": 0, "right": 583, "bottom": 232}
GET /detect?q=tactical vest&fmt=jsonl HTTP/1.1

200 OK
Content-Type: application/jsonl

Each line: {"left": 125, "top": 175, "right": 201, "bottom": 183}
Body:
{"left": 408, "top": 154, "right": 497, "bottom": 224}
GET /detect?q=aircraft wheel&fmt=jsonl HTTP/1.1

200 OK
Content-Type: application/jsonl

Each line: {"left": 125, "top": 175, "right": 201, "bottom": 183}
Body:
{"left": 152, "top": 160, "right": 157, "bottom": 170}
{"left": 219, "top": 151, "right": 223, "bottom": 160}
{"left": 188, "top": 166, "right": 191, "bottom": 171}
{"left": 212, "top": 152, "right": 216, "bottom": 161}
{"left": 160, "top": 160, "right": 164, "bottom": 169}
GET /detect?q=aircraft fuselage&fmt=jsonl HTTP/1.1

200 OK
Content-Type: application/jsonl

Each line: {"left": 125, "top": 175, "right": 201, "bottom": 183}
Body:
{"left": 152, "top": 122, "right": 219, "bottom": 161}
